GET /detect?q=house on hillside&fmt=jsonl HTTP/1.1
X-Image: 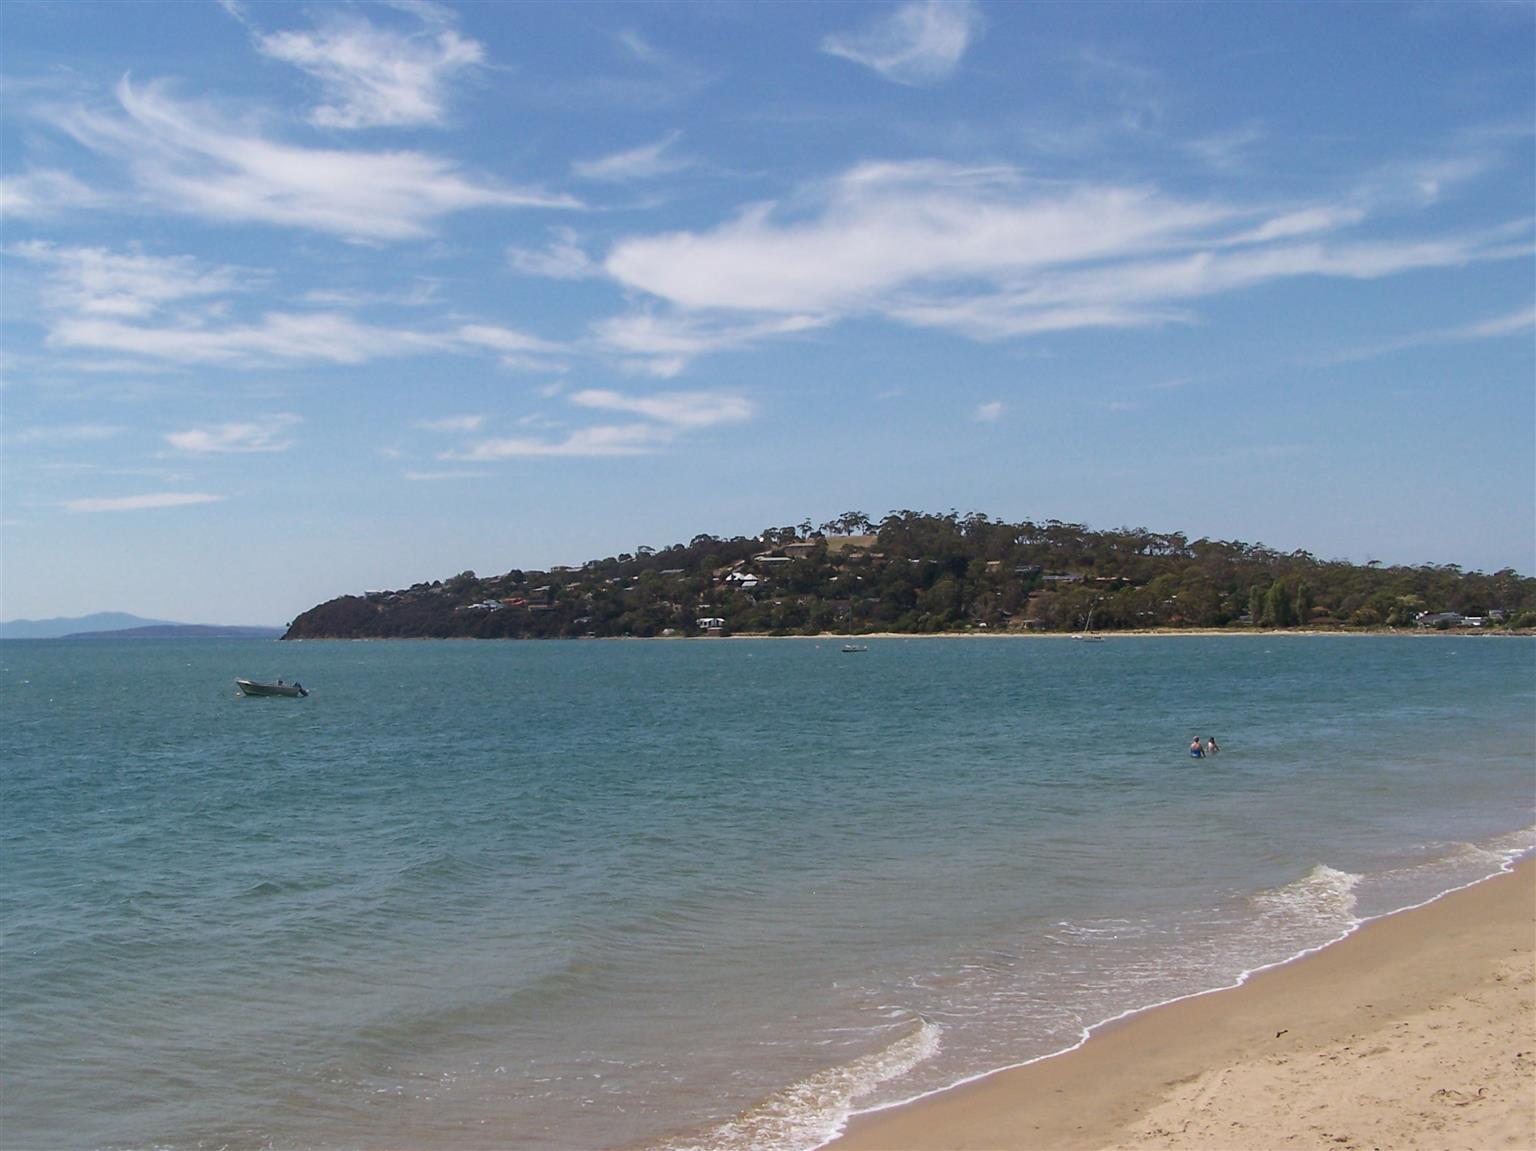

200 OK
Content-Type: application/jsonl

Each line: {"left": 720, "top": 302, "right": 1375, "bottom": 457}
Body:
{"left": 1415, "top": 611, "right": 1466, "bottom": 628}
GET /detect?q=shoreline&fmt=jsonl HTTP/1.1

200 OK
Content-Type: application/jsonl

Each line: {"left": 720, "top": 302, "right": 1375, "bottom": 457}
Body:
{"left": 277, "top": 628, "right": 1535, "bottom": 642}
{"left": 828, "top": 857, "right": 1536, "bottom": 1150}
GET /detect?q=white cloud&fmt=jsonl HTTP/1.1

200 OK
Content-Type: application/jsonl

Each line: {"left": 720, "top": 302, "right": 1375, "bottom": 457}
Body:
{"left": 445, "top": 424, "right": 666, "bottom": 459}
{"left": 51, "top": 77, "right": 576, "bottom": 240}
{"left": 0, "top": 169, "right": 105, "bottom": 219}
{"left": 457, "top": 323, "right": 569, "bottom": 372}
{"left": 13, "top": 243, "right": 575, "bottom": 371}
{"left": 592, "top": 310, "right": 827, "bottom": 377}
{"left": 63, "top": 491, "right": 223, "bottom": 513}
{"left": 1232, "top": 206, "right": 1367, "bottom": 245}
{"left": 605, "top": 162, "right": 1234, "bottom": 315}
{"left": 1461, "top": 304, "right": 1536, "bottom": 339}
{"left": 974, "top": 401, "right": 1003, "bottom": 422}
{"left": 415, "top": 414, "right": 485, "bottom": 433}
{"left": 404, "top": 469, "right": 490, "bottom": 481}
{"left": 253, "top": 8, "right": 484, "bottom": 130}
{"left": 10, "top": 241, "right": 252, "bottom": 319}
{"left": 49, "top": 310, "right": 446, "bottom": 365}
{"left": 506, "top": 228, "right": 598, "bottom": 279}
{"left": 617, "top": 29, "right": 663, "bottom": 64}
{"left": 1184, "top": 126, "right": 1266, "bottom": 173}
{"left": 601, "top": 160, "right": 1532, "bottom": 348}
{"left": 438, "top": 386, "right": 752, "bottom": 462}
{"left": 10, "top": 423, "right": 126, "bottom": 444}
{"left": 456, "top": 324, "right": 564, "bottom": 354}
{"left": 569, "top": 388, "right": 754, "bottom": 428}
{"left": 572, "top": 132, "right": 690, "bottom": 182}
{"left": 165, "top": 414, "right": 300, "bottom": 453}
{"left": 1317, "top": 303, "right": 1536, "bottom": 365}
{"left": 821, "top": 0, "right": 982, "bottom": 86}
{"left": 303, "top": 281, "right": 442, "bottom": 308}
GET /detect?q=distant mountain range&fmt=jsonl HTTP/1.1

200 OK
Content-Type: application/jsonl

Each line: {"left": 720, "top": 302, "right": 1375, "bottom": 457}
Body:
{"left": 0, "top": 612, "right": 282, "bottom": 640}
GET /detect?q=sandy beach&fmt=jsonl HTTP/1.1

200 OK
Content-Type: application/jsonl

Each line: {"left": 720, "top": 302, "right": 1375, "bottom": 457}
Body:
{"left": 832, "top": 859, "right": 1535, "bottom": 1151}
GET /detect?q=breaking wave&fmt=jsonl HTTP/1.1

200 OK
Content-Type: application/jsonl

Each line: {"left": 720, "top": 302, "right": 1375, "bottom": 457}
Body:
{"left": 655, "top": 1016, "right": 941, "bottom": 1151}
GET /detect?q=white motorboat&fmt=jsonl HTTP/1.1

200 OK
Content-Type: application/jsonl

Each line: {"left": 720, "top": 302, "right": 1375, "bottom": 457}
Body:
{"left": 235, "top": 678, "right": 308, "bottom": 698}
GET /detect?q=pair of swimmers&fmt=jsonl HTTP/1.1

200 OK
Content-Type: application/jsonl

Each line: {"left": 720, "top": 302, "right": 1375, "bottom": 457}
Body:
{"left": 1189, "top": 736, "right": 1219, "bottom": 758}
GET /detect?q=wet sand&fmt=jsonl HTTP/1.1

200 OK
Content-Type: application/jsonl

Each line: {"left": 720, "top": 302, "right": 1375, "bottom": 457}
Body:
{"left": 832, "top": 858, "right": 1535, "bottom": 1150}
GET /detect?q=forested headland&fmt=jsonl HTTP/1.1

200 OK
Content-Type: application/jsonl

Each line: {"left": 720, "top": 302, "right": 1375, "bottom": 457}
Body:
{"left": 282, "top": 511, "right": 1536, "bottom": 640}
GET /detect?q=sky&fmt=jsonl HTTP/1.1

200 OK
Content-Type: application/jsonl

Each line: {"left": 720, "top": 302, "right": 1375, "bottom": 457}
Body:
{"left": 2, "top": 0, "right": 1533, "bottom": 626}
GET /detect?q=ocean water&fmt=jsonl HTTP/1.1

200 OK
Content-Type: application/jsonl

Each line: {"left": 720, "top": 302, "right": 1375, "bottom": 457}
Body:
{"left": 2, "top": 635, "right": 1532, "bottom": 1151}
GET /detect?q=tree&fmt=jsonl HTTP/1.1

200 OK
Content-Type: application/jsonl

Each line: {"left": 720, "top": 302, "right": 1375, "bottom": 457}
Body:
{"left": 1264, "top": 580, "right": 1293, "bottom": 628}
{"left": 1294, "top": 580, "right": 1315, "bottom": 626}
{"left": 1248, "top": 585, "right": 1267, "bottom": 626}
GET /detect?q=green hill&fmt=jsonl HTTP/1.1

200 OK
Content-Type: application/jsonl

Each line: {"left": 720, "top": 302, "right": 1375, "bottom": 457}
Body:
{"left": 283, "top": 511, "right": 1536, "bottom": 640}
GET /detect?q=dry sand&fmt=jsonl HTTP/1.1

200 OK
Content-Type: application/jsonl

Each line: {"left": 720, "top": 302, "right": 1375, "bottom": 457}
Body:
{"left": 831, "top": 859, "right": 1535, "bottom": 1151}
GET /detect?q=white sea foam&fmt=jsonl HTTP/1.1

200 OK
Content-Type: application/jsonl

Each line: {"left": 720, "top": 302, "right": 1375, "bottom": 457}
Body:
{"left": 1249, "top": 863, "right": 1362, "bottom": 934}
{"left": 656, "top": 1016, "right": 942, "bottom": 1151}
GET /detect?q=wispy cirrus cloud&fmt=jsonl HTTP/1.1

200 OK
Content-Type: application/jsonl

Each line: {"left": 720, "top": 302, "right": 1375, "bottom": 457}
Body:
{"left": 456, "top": 324, "right": 565, "bottom": 356}
{"left": 605, "top": 161, "right": 1235, "bottom": 315}
{"left": 445, "top": 423, "right": 666, "bottom": 460}
{"left": 506, "top": 227, "right": 599, "bottom": 280}
{"left": 47, "top": 76, "right": 576, "bottom": 240}
{"left": 415, "top": 414, "right": 486, "bottom": 434}
{"left": 442, "top": 386, "right": 753, "bottom": 460}
{"left": 249, "top": 5, "right": 484, "bottom": 130}
{"left": 572, "top": 132, "right": 691, "bottom": 182}
{"left": 456, "top": 323, "right": 570, "bottom": 372}
{"left": 9, "top": 423, "right": 127, "bottom": 444}
{"left": 974, "top": 401, "right": 1003, "bottom": 422}
{"left": 10, "top": 240, "right": 254, "bottom": 318}
{"left": 592, "top": 310, "right": 827, "bottom": 378}
{"left": 49, "top": 309, "right": 446, "bottom": 366}
{"left": 12, "top": 241, "right": 575, "bottom": 372}
{"left": 0, "top": 169, "right": 108, "bottom": 220}
{"left": 63, "top": 491, "right": 224, "bottom": 513}
{"left": 404, "top": 469, "right": 491, "bottom": 481}
{"left": 821, "top": 0, "right": 983, "bottom": 86}
{"left": 601, "top": 159, "right": 1532, "bottom": 353}
{"left": 165, "top": 414, "right": 301, "bottom": 454}
{"left": 569, "top": 388, "right": 753, "bottom": 429}
{"left": 1315, "top": 304, "right": 1536, "bottom": 365}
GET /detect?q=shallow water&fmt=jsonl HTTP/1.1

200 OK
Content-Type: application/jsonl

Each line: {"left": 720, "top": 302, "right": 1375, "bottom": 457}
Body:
{"left": 2, "top": 635, "right": 1532, "bottom": 1150}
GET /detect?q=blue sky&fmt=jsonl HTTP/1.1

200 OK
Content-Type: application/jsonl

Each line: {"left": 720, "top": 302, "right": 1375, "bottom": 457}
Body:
{"left": 3, "top": 0, "right": 1532, "bottom": 626}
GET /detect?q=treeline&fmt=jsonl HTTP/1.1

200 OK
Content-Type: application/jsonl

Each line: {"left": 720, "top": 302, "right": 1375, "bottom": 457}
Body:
{"left": 282, "top": 510, "right": 1536, "bottom": 640}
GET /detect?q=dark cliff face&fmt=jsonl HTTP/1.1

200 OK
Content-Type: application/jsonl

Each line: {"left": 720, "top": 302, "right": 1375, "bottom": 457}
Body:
{"left": 283, "top": 597, "right": 385, "bottom": 640}
{"left": 282, "top": 592, "right": 578, "bottom": 640}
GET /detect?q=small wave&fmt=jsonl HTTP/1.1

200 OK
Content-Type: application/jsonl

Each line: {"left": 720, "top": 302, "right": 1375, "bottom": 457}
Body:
{"left": 1431, "top": 826, "right": 1536, "bottom": 873}
{"left": 1346, "top": 825, "right": 1536, "bottom": 920}
{"left": 655, "top": 1016, "right": 941, "bottom": 1151}
{"left": 1249, "top": 863, "right": 1362, "bottom": 932}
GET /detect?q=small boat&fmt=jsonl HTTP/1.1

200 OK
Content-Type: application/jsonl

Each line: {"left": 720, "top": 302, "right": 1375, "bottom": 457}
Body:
{"left": 840, "top": 643, "right": 869, "bottom": 653}
{"left": 236, "top": 678, "right": 308, "bottom": 698}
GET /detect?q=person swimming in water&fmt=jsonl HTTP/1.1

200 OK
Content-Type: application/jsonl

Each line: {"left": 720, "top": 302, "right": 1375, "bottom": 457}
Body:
{"left": 1189, "top": 737, "right": 1205, "bottom": 758}
{"left": 1206, "top": 736, "right": 1220, "bottom": 755}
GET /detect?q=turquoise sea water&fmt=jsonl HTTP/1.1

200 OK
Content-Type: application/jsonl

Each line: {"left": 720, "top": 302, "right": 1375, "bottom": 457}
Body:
{"left": 2, "top": 635, "right": 1532, "bottom": 1151}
